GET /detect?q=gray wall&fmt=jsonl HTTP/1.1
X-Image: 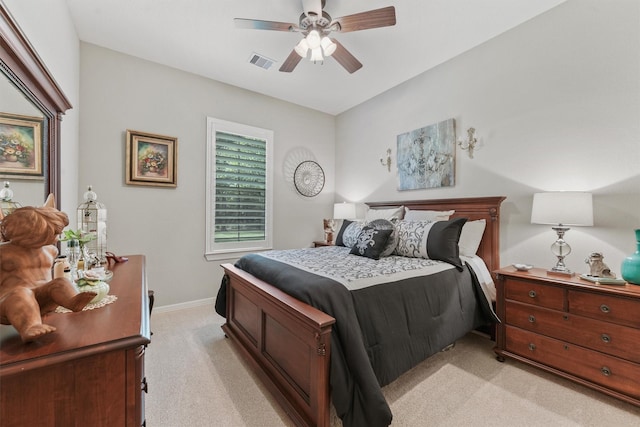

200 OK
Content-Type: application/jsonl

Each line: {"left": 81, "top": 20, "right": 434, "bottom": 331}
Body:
{"left": 335, "top": 0, "right": 640, "bottom": 275}
{"left": 79, "top": 43, "right": 335, "bottom": 307}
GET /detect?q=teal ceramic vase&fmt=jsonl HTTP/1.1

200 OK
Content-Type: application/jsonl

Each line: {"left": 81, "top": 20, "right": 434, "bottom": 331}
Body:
{"left": 621, "top": 229, "right": 640, "bottom": 285}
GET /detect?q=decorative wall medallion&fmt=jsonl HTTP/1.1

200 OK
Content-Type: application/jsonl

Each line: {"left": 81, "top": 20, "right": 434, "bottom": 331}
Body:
{"left": 293, "top": 160, "right": 325, "bottom": 197}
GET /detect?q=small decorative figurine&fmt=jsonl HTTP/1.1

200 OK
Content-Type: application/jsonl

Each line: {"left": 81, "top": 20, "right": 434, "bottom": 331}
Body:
{"left": 323, "top": 218, "right": 335, "bottom": 243}
{"left": 0, "top": 194, "right": 96, "bottom": 342}
{"left": 585, "top": 252, "right": 616, "bottom": 278}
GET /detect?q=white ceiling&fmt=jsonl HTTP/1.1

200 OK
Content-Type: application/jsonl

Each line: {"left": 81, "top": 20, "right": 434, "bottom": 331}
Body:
{"left": 65, "top": 0, "right": 566, "bottom": 115}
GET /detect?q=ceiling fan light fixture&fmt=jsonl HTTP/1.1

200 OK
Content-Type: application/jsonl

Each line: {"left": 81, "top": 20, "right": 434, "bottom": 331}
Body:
{"left": 294, "top": 38, "right": 309, "bottom": 57}
{"left": 310, "top": 46, "right": 324, "bottom": 63}
{"left": 320, "top": 37, "right": 336, "bottom": 56}
{"left": 306, "top": 29, "right": 321, "bottom": 49}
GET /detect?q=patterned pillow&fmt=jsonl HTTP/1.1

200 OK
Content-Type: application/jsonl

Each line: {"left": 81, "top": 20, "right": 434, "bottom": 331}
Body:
{"left": 367, "top": 218, "right": 398, "bottom": 257}
{"left": 349, "top": 226, "right": 393, "bottom": 260}
{"left": 341, "top": 220, "right": 365, "bottom": 248}
{"left": 335, "top": 219, "right": 352, "bottom": 247}
{"left": 394, "top": 218, "right": 467, "bottom": 270}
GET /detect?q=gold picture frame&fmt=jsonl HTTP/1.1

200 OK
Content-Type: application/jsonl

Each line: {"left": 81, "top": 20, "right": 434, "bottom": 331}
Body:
{"left": 0, "top": 112, "right": 43, "bottom": 179}
{"left": 126, "top": 129, "right": 178, "bottom": 187}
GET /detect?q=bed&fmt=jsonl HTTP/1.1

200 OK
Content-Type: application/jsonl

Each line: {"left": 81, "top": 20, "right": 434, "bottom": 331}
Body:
{"left": 216, "top": 196, "right": 505, "bottom": 427}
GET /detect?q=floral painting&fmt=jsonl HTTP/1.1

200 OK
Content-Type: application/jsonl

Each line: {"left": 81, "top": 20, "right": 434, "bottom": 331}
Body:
{"left": 396, "top": 118, "right": 456, "bottom": 191}
{"left": 0, "top": 113, "right": 43, "bottom": 179}
{"left": 126, "top": 130, "right": 178, "bottom": 187}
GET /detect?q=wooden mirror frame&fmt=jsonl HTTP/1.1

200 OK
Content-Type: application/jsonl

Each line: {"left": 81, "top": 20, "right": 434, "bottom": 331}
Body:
{"left": 0, "top": 5, "right": 72, "bottom": 208}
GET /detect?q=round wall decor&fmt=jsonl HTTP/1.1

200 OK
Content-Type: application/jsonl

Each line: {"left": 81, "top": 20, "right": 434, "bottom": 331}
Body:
{"left": 293, "top": 160, "right": 325, "bottom": 197}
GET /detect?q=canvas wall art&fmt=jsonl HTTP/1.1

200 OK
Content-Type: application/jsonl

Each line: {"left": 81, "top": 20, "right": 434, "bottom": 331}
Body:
{"left": 396, "top": 118, "right": 456, "bottom": 191}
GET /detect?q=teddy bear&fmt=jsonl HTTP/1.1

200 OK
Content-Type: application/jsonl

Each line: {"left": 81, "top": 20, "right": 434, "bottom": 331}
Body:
{"left": 0, "top": 194, "right": 96, "bottom": 342}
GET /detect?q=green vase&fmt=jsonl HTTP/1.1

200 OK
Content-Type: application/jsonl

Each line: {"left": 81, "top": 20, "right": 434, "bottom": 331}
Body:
{"left": 621, "top": 229, "right": 640, "bottom": 285}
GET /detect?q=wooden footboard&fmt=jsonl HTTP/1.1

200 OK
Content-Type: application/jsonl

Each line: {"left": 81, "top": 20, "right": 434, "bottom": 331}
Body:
{"left": 221, "top": 263, "right": 335, "bottom": 427}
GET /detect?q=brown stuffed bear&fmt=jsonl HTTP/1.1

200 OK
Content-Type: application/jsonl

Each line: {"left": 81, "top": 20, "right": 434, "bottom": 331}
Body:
{"left": 0, "top": 194, "right": 96, "bottom": 342}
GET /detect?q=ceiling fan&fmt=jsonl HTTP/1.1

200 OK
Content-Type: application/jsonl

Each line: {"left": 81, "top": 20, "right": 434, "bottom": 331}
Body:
{"left": 235, "top": 0, "right": 396, "bottom": 74}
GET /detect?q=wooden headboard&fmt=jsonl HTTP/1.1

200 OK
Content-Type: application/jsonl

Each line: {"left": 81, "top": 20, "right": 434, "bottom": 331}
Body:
{"left": 367, "top": 196, "right": 506, "bottom": 274}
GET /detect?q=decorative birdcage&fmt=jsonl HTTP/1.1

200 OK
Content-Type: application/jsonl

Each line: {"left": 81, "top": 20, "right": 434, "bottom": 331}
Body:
{"left": 77, "top": 185, "right": 107, "bottom": 263}
{"left": 0, "top": 181, "right": 21, "bottom": 218}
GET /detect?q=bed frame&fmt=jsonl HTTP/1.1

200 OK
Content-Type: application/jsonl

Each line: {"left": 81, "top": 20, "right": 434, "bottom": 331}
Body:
{"left": 220, "top": 196, "right": 505, "bottom": 427}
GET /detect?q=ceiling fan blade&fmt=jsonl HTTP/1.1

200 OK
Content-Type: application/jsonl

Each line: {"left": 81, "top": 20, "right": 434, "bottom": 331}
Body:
{"left": 234, "top": 18, "right": 297, "bottom": 32}
{"left": 301, "top": 0, "right": 323, "bottom": 18}
{"left": 331, "top": 39, "right": 362, "bottom": 74}
{"left": 279, "top": 50, "right": 303, "bottom": 72}
{"left": 332, "top": 6, "right": 396, "bottom": 33}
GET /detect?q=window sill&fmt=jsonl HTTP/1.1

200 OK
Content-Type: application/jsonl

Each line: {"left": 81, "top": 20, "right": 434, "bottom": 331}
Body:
{"left": 204, "top": 247, "right": 272, "bottom": 262}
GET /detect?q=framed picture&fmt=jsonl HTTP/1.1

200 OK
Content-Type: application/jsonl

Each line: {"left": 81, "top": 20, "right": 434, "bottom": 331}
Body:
{"left": 397, "top": 118, "right": 456, "bottom": 191}
{"left": 126, "top": 130, "right": 178, "bottom": 187}
{"left": 0, "top": 113, "right": 43, "bottom": 179}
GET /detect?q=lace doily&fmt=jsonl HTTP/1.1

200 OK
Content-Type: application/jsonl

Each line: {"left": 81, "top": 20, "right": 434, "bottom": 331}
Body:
{"left": 55, "top": 294, "right": 118, "bottom": 313}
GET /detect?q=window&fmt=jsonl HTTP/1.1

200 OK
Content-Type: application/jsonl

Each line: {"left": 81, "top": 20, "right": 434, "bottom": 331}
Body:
{"left": 205, "top": 117, "right": 273, "bottom": 261}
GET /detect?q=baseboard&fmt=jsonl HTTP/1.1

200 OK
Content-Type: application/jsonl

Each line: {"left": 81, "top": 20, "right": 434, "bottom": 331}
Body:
{"left": 153, "top": 297, "right": 214, "bottom": 314}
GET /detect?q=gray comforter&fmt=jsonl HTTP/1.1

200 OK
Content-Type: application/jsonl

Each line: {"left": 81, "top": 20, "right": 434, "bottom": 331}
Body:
{"left": 216, "top": 252, "right": 496, "bottom": 427}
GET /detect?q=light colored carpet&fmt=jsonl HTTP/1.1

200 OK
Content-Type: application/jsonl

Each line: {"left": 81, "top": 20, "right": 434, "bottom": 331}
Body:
{"left": 145, "top": 304, "right": 640, "bottom": 426}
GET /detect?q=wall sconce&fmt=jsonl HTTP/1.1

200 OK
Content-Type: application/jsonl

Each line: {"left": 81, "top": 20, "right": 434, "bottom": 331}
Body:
{"left": 380, "top": 148, "right": 392, "bottom": 172}
{"left": 457, "top": 127, "right": 478, "bottom": 159}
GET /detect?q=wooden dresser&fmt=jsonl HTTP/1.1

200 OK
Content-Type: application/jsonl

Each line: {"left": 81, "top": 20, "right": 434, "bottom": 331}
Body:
{"left": 494, "top": 267, "right": 640, "bottom": 406}
{"left": 0, "top": 255, "right": 150, "bottom": 426}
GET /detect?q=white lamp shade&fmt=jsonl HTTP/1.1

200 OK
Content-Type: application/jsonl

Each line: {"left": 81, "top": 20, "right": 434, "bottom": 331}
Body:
{"left": 306, "top": 30, "right": 321, "bottom": 49}
{"left": 294, "top": 38, "right": 309, "bottom": 57}
{"left": 334, "top": 202, "right": 356, "bottom": 220}
{"left": 320, "top": 37, "right": 336, "bottom": 56}
{"left": 531, "top": 192, "right": 593, "bottom": 226}
{"left": 310, "top": 46, "right": 323, "bottom": 62}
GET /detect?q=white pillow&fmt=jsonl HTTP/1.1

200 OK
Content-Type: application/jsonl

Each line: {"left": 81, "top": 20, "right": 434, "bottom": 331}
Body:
{"left": 458, "top": 219, "right": 486, "bottom": 256}
{"left": 403, "top": 208, "right": 454, "bottom": 221}
{"left": 364, "top": 205, "right": 404, "bottom": 222}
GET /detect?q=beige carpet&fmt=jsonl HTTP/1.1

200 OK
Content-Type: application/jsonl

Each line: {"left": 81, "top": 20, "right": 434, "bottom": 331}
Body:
{"left": 145, "top": 304, "right": 640, "bottom": 426}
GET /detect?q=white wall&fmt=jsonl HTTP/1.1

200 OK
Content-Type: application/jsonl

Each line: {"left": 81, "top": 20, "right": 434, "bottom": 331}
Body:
{"left": 335, "top": 0, "right": 640, "bottom": 275}
{"left": 3, "top": 0, "right": 81, "bottom": 215}
{"left": 79, "top": 43, "right": 335, "bottom": 306}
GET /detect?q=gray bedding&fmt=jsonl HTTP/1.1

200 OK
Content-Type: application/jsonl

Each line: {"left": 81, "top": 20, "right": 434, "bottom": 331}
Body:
{"left": 216, "top": 251, "right": 496, "bottom": 427}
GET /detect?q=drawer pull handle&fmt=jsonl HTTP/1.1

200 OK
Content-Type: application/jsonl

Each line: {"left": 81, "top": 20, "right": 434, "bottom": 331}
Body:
{"left": 600, "top": 304, "right": 610, "bottom": 313}
{"left": 562, "top": 314, "right": 569, "bottom": 321}
{"left": 528, "top": 290, "right": 537, "bottom": 298}
{"left": 601, "top": 367, "right": 611, "bottom": 377}
{"left": 601, "top": 334, "right": 611, "bottom": 344}
{"left": 528, "top": 315, "right": 536, "bottom": 323}
{"left": 142, "top": 377, "right": 148, "bottom": 393}
{"left": 528, "top": 343, "right": 536, "bottom": 351}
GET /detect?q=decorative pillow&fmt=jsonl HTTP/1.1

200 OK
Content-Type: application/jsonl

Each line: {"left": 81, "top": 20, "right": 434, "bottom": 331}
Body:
{"left": 458, "top": 219, "right": 486, "bottom": 256}
{"left": 394, "top": 218, "right": 467, "bottom": 270}
{"left": 349, "top": 226, "right": 393, "bottom": 260}
{"left": 335, "top": 219, "right": 352, "bottom": 247}
{"left": 364, "top": 205, "right": 404, "bottom": 222}
{"left": 366, "top": 219, "right": 398, "bottom": 257}
{"left": 341, "top": 220, "right": 365, "bottom": 248}
{"left": 403, "top": 208, "right": 455, "bottom": 221}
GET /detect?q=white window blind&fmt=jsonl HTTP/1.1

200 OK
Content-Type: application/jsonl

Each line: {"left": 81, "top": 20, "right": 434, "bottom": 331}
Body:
{"left": 205, "top": 118, "right": 273, "bottom": 261}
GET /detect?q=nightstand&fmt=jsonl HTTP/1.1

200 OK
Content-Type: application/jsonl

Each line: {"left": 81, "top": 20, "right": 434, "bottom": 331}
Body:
{"left": 313, "top": 241, "right": 334, "bottom": 247}
{"left": 494, "top": 266, "right": 640, "bottom": 407}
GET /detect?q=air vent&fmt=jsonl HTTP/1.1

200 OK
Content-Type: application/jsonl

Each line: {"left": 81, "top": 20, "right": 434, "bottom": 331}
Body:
{"left": 248, "top": 52, "right": 275, "bottom": 70}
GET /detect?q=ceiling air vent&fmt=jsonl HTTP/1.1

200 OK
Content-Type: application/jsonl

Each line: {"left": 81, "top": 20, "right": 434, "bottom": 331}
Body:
{"left": 248, "top": 52, "right": 275, "bottom": 70}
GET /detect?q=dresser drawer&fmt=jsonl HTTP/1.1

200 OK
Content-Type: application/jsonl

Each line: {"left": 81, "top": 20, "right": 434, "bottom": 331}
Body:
{"left": 506, "top": 326, "right": 640, "bottom": 399}
{"left": 569, "top": 290, "right": 640, "bottom": 328}
{"left": 506, "top": 301, "right": 640, "bottom": 363}
{"left": 504, "top": 279, "right": 564, "bottom": 310}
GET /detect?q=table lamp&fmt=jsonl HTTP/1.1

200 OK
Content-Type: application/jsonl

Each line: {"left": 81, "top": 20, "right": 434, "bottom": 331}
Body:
{"left": 334, "top": 202, "right": 356, "bottom": 220}
{"left": 531, "top": 192, "right": 593, "bottom": 276}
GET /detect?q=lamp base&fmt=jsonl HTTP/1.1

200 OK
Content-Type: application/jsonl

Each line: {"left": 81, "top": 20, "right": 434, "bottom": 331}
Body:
{"left": 547, "top": 269, "right": 575, "bottom": 277}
